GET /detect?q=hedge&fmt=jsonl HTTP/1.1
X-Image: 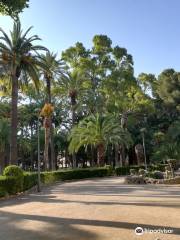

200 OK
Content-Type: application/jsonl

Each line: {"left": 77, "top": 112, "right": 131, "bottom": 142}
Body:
{"left": 115, "top": 165, "right": 145, "bottom": 176}
{"left": 0, "top": 176, "right": 17, "bottom": 195}
{"left": 0, "top": 166, "right": 112, "bottom": 197}
{"left": 23, "top": 172, "right": 38, "bottom": 191}
{"left": 40, "top": 167, "right": 111, "bottom": 184}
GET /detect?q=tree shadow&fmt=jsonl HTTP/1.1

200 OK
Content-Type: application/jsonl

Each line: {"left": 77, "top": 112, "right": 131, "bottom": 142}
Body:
{"left": 0, "top": 210, "right": 179, "bottom": 240}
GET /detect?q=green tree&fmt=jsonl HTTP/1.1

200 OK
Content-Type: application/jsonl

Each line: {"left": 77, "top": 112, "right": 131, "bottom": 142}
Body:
{"left": 69, "top": 114, "right": 132, "bottom": 166}
{"left": 0, "top": 20, "right": 47, "bottom": 164}
{"left": 0, "top": 0, "right": 29, "bottom": 19}
{"left": 157, "top": 69, "right": 180, "bottom": 109}
{"left": 39, "top": 52, "right": 65, "bottom": 170}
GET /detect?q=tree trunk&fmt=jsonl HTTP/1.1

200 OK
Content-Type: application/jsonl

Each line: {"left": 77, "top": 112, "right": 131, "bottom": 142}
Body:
{"left": 115, "top": 144, "right": 120, "bottom": 167}
{"left": 71, "top": 95, "right": 77, "bottom": 168}
{"left": 44, "top": 125, "right": 50, "bottom": 170}
{"left": 10, "top": 74, "right": 18, "bottom": 165}
{"left": 97, "top": 144, "right": 105, "bottom": 166}
{"left": 50, "top": 126, "right": 55, "bottom": 170}
{"left": 45, "top": 77, "right": 55, "bottom": 170}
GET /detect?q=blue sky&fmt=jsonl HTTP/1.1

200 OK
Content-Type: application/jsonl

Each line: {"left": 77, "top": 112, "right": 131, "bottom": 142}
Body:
{"left": 1, "top": 0, "right": 180, "bottom": 76}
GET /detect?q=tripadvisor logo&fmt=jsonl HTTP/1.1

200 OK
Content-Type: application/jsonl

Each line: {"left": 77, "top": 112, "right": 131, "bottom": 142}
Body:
{"left": 135, "top": 227, "right": 144, "bottom": 235}
{"left": 135, "top": 226, "right": 173, "bottom": 235}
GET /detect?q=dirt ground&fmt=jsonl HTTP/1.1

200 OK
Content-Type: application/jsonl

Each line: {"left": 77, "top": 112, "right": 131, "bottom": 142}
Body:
{"left": 0, "top": 177, "right": 179, "bottom": 240}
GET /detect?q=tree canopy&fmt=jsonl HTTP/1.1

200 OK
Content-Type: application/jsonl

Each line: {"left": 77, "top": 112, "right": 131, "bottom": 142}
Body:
{"left": 0, "top": 0, "right": 29, "bottom": 19}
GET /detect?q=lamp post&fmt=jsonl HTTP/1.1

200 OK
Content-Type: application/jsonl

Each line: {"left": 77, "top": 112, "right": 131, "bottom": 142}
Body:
{"left": 35, "top": 109, "right": 41, "bottom": 192}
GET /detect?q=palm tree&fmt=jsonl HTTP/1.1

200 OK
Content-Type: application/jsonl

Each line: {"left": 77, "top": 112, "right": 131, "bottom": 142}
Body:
{"left": 55, "top": 70, "right": 89, "bottom": 167}
{"left": 0, "top": 20, "right": 47, "bottom": 165}
{"left": 39, "top": 52, "right": 65, "bottom": 170}
{"left": 69, "top": 113, "right": 132, "bottom": 166}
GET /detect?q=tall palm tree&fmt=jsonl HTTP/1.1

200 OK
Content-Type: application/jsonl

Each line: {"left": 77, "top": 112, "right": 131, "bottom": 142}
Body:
{"left": 69, "top": 113, "right": 132, "bottom": 166}
{"left": 55, "top": 70, "right": 90, "bottom": 167}
{"left": 40, "top": 52, "right": 65, "bottom": 170}
{"left": 0, "top": 20, "right": 47, "bottom": 165}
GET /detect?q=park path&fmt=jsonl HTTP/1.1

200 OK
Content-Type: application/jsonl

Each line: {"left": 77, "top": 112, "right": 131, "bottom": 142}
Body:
{"left": 0, "top": 177, "right": 180, "bottom": 240}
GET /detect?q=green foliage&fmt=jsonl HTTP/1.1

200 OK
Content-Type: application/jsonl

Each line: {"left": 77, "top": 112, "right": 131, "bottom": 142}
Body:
{"left": 0, "top": 0, "right": 29, "bottom": 19}
{"left": 23, "top": 172, "right": 38, "bottom": 191}
{"left": 157, "top": 69, "right": 180, "bottom": 109}
{"left": 69, "top": 113, "right": 132, "bottom": 153}
{"left": 0, "top": 187, "right": 7, "bottom": 197}
{"left": 0, "top": 118, "right": 10, "bottom": 151}
{"left": 0, "top": 175, "right": 17, "bottom": 194}
{"left": 3, "top": 165, "right": 24, "bottom": 192}
{"left": 115, "top": 165, "right": 145, "bottom": 176}
{"left": 40, "top": 167, "right": 111, "bottom": 184}
{"left": 148, "top": 164, "right": 168, "bottom": 172}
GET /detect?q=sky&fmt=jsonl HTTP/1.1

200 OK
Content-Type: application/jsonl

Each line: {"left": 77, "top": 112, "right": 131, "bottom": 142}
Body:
{"left": 0, "top": 0, "right": 180, "bottom": 76}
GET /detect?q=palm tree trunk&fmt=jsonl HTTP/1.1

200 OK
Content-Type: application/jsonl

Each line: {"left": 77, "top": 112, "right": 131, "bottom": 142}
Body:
{"left": 45, "top": 77, "right": 55, "bottom": 170}
{"left": 44, "top": 125, "right": 50, "bottom": 170}
{"left": 50, "top": 126, "right": 55, "bottom": 170}
{"left": 71, "top": 96, "right": 77, "bottom": 168}
{"left": 115, "top": 144, "right": 120, "bottom": 167}
{"left": 97, "top": 144, "right": 105, "bottom": 166}
{"left": 10, "top": 74, "right": 18, "bottom": 165}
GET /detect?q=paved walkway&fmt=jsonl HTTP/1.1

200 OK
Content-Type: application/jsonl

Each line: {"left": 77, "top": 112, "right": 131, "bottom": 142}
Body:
{"left": 0, "top": 177, "right": 180, "bottom": 240}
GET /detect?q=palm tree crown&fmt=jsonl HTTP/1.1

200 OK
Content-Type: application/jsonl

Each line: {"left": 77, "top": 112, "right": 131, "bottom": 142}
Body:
{"left": 69, "top": 113, "right": 132, "bottom": 165}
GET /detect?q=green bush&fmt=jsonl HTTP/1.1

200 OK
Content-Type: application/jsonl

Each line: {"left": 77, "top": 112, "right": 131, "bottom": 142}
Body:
{"left": 115, "top": 166, "right": 145, "bottom": 176}
{"left": 115, "top": 166, "right": 129, "bottom": 176}
{"left": 41, "top": 167, "right": 110, "bottom": 184}
{"left": 23, "top": 172, "right": 38, "bottom": 191}
{"left": 148, "top": 164, "right": 168, "bottom": 172}
{"left": 3, "top": 165, "right": 24, "bottom": 192}
{"left": 0, "top": 187, "right": 7, "bottom": 197}
{"left": 0, "top": 176, "right": 17, "bottom": 194}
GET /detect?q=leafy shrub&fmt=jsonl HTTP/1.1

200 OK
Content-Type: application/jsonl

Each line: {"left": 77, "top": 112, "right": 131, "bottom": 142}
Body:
{"left": 149, "top": 171, "right": 164, "bottom": 179}
{"left": 0, "top": 176, "right": 17, "bottom": 194}
{"left": 115, "top": 166, "right": 145, "bottom": 176}
{"left": 23, "top": 172, "right": 38, "bottom": 191}
{"left": 3, "top": 165, "right": 24, "bottom": 192}
{"left": 41, "top": 167, "right": 110, "bottom": 184}
{"left": 148, "top": 164, "right": 168, "bottom": 172}
{"left": 115, "top": 166, "right": 130, "bottom": 176}
{"left": 0, "top": 187, "right": 7, "bottom": 197}
{"left": 124, "top": 175, "right": 146, "bottom": 184}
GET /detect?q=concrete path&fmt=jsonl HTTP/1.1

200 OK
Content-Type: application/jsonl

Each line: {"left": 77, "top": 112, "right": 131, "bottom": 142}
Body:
{"left": 0, "top": 177, "right": 180, "bottom": 240}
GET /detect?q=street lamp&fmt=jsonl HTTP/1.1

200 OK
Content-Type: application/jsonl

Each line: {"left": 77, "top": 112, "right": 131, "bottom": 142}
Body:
{"left": 35, "top": 108, "right": 41, "bottom": 192}
{"left": 37, "top": 114, "right": 41, "bottom": 192}
{"left": 140, "top": 127, "right": 147, "bottom": 171}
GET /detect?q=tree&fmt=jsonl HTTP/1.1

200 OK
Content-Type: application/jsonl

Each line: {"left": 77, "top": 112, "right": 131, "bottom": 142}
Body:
{"left": 157, "top": 69, "right": 180, "bottom": 109}
{"left": 69, "top": 114, "right": 132, "bottom": 166}
{"left": 0, "top": 20, "right": 47, "bottom": 164}
{"left": 39, "top": 52, "right": 65, "bottom": 170}
{"left": 0, "top": 0, "right": 29, "bottom": 19}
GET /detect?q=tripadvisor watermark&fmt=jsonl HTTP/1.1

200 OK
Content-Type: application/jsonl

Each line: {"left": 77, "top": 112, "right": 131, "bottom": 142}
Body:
{"left": 135, "top": 227, "right": 173, "bottom": 236}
